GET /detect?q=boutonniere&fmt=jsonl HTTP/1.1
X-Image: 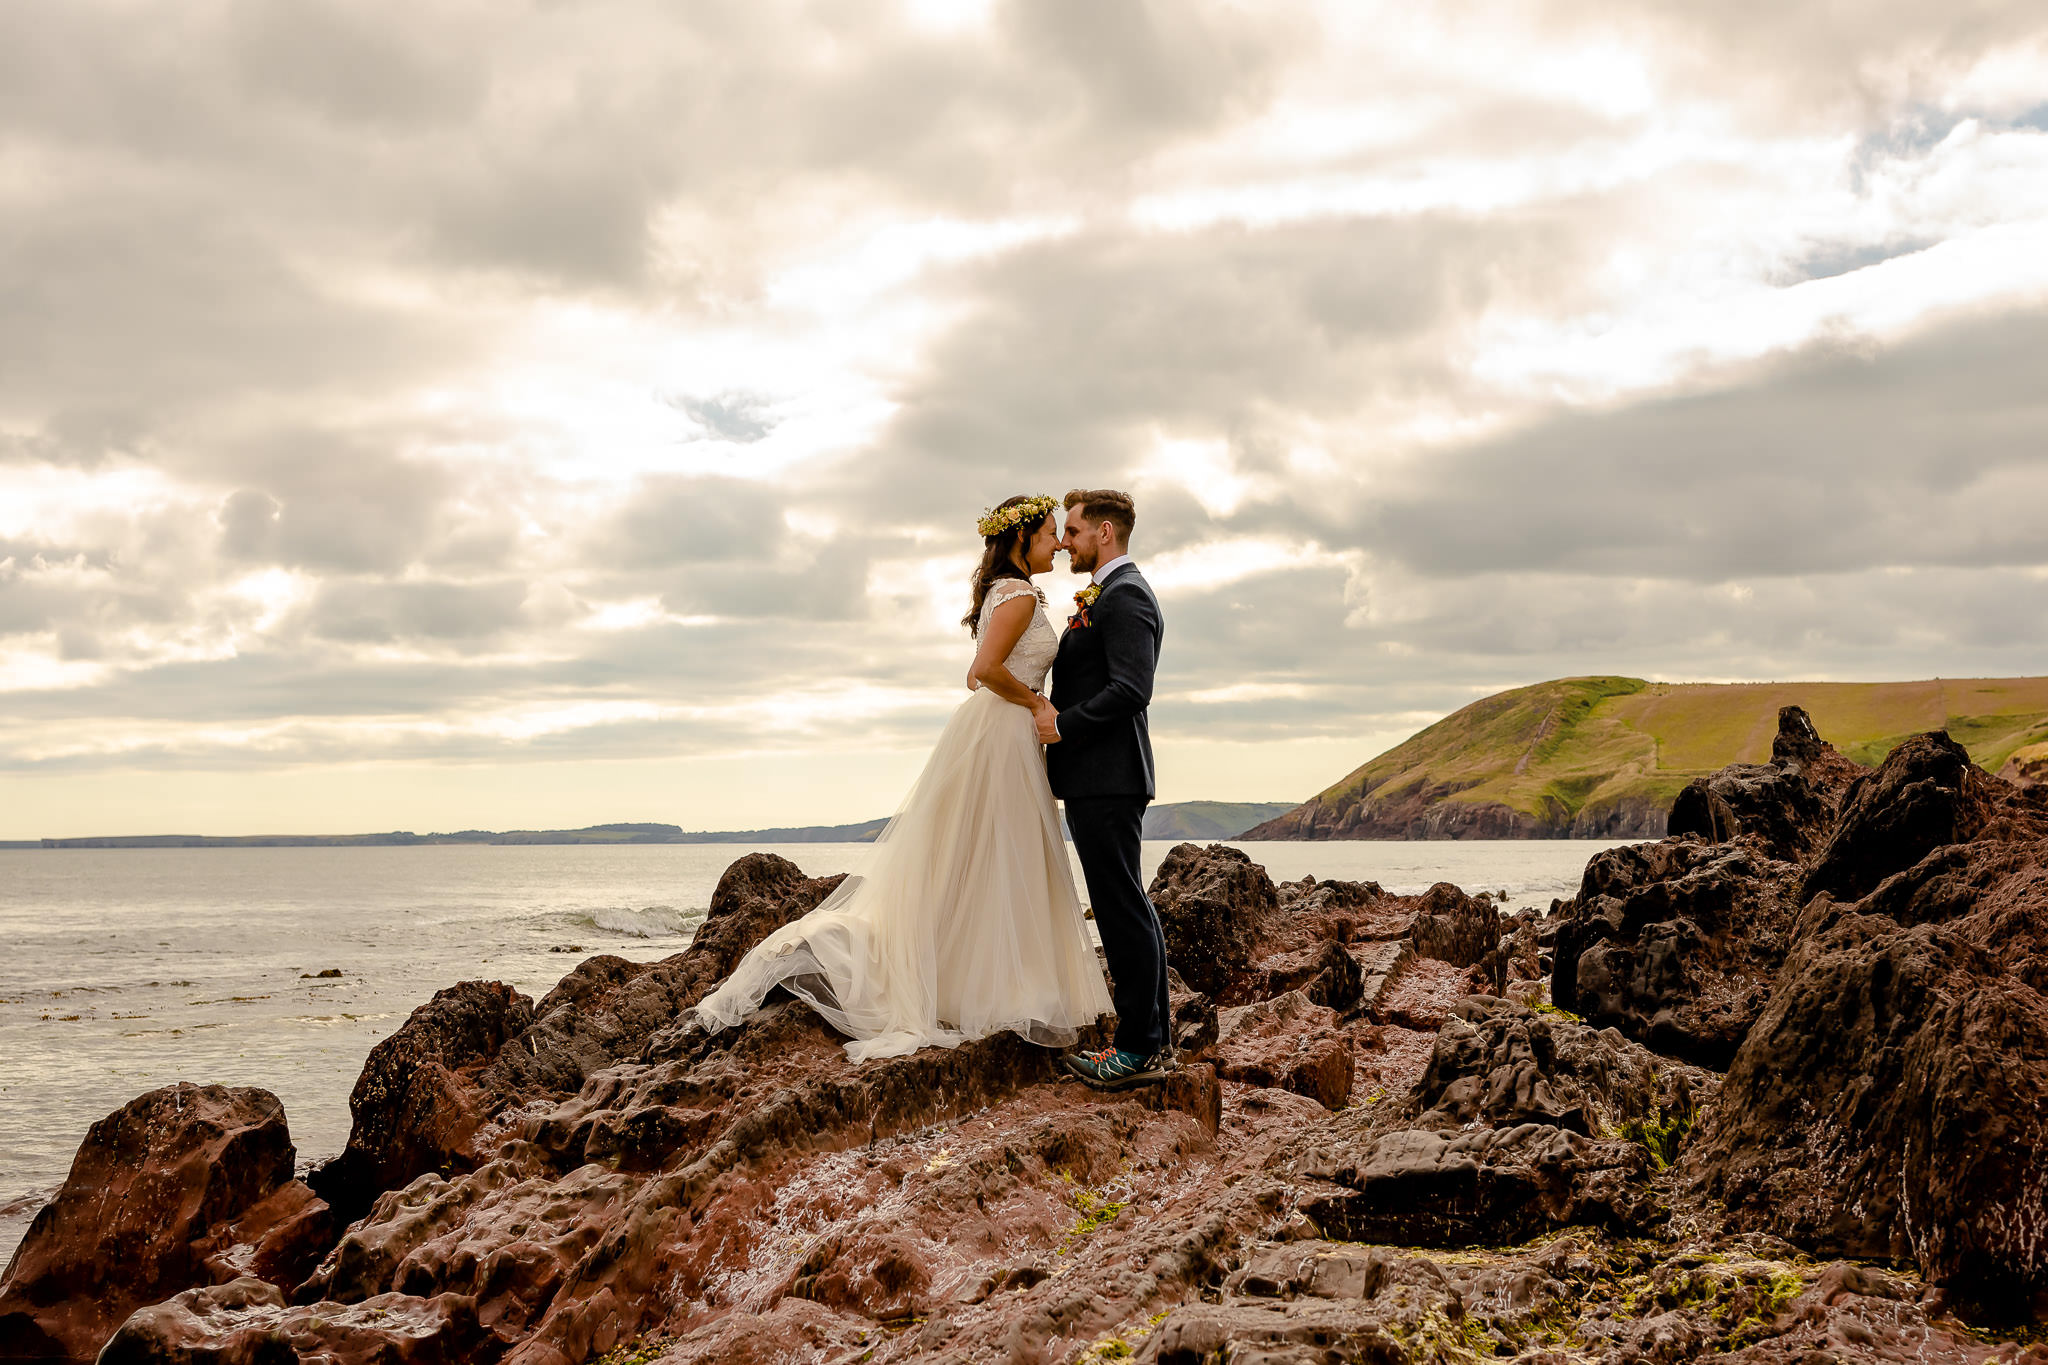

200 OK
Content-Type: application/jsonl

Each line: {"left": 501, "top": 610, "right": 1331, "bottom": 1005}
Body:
{"left": 1068, "top": 584, "right": 1101, "bottom": 629}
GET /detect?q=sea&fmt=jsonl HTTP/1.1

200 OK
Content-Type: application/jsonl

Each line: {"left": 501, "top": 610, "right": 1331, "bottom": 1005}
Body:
{"left": 0, "top": 838, "right": 1629, "bottom": 1265}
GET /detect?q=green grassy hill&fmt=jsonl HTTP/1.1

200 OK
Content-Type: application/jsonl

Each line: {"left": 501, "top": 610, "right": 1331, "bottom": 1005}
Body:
{"left": 1244, "top": 675, "right": 2048, "bottom": 841}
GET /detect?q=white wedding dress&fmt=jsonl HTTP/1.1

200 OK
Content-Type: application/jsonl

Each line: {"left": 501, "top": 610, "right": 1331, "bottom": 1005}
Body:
{"left": 691, "top": 578, "right": 1113, "bottom": 1061}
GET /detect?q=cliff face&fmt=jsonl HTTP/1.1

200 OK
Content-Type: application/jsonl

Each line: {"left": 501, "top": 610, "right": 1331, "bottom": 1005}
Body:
{"left": 1247, "top": 673, "right": 2048, "bottom": 841}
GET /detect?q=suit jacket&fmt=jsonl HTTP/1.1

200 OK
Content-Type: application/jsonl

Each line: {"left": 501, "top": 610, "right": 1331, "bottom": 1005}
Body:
{"left": 1047, "top": 562, "right": 1163, "bottom": 801}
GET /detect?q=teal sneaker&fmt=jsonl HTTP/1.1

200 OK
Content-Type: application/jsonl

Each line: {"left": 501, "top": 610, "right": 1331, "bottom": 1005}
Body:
{"left": 1065, "top": 1048, "right": 1170, "bottom": 1091}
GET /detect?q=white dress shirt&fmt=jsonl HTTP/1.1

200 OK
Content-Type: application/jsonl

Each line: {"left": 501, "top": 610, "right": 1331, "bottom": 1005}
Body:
{"left": 1091, "top": 553, "right": 1133, "bottom": 585}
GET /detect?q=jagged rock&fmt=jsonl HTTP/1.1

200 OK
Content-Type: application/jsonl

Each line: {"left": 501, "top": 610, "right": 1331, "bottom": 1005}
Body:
{"left": 1410, "top": 997, "right": 1714, "bottom": 1144}
{"left": 1370, "top": 955, "right": 1473, "bottom": 1032}
{"left": 1769, "top": 703, "right": 1871, "bottom": 801}
{"left": 1296, "top": 1122, "right": 1656, "bottom": 1247}
{"left": 1803, "top": 730, "right": 2036, "bottom": 904}
{"left": 309, "top": 857, "right": 845, "bottom": 1224}
{"left": 1137, "top": 1300, "right": 1404, "bottom": 1362}
{"left": 1550, "top": 837, "right": 1804, "bottom": 1068}
{"left": 1211, "top": 992, "right": 1354, "bottom": 1110}
{"left": 1667, "top": 761, "right": 1828, "bottom": 861}
{"left": 1496, "top": 907, "right": 1544, "bottom": 985}
{"left": 309, "top": 980, "right": 535, "bottom": 1222}
{"left": 0, "top": 1084, "right": 310, "bottom": 1364}
{"left": 1550, "top": 708, "right": 1877, "bottom": 1068}
{"left": 1147, "top": 843, "right": 1277, "bottom": 996}
{"left": 1165, "top": 970, "right": 1219, "bottom": 1059}
{"left": 1686, "top": 897, "right": 2048, "bottom": 1316}
{"left": 1408, "top": 882, "right": 1501, "bottom": 968}
{"left": 1667, "top": 706, "right": 1869, "bottom": 861}
{"left": 1237, "top": 938, "right": 1363, "bottom": 1011}
{"left": 485, "top": 855, "right": 846, "bottom": 1100}
{"left": 98, "top": 1277, "right": 492, "bottom": 1365}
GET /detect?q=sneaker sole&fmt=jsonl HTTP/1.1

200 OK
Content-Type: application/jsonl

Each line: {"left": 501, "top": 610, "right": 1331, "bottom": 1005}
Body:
{"left": 1079, "top": 1067, "right": 1168, "bottom": 1091}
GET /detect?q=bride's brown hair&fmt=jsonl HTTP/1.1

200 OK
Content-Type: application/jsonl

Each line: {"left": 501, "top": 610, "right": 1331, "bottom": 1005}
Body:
{"left": 963, "top": 495, "right": 1049, "bottom": 637}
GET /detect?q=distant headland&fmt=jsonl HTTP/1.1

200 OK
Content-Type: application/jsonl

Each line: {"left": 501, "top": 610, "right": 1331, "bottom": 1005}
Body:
{"left": 1247, "top": 673, "right": 2048, "bottom": 841}
{"left": 8, "top": 801, "right": 1300, "bottom": 850}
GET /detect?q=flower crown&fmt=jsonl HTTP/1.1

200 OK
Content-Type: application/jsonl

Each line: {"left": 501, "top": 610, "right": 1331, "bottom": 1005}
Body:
{"left": 976, "top": 495, "right": 1059, "bottom": 539}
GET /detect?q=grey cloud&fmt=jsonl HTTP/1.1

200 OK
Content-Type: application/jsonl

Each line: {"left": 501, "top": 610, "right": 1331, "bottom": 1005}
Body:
{"left": 626, "top": 537, "right": 875, "bottom": 622}
{"left": 5, "top": 0, "right": 2047, "bottom": 796}
{"left": 229, "top": 0, "right": 484, "bottom": 129}
{"left": 604, "top": 475, "right": 790, "bottom": 569}
{"left": 306, "top": 579, "right": 530, "bottom": 643}
{"left": 820, "top": 204, "right": 1598, "bottom": 554}
{"left": 1002, "top": 0, "right": 1301, "bottom": 142}
{"left": 1354, "top": 306, "right": 2048, "bottom": 581}
{"left": 214, "top": 441, "right": 457, "bottom": 574}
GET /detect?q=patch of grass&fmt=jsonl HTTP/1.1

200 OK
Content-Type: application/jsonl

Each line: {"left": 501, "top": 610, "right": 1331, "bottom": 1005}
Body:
{"left": 1611, "top": 1104, "right": 1695, "bottom": 1170}
{"left": 1528, "top": 999, "right": 1583, "bottom": 1022}
{"left": 593, "top": 1341, "right": 664, "bottom": 1365}
{"left": 1074, "top": 1309, "right": 1173, "bottom": 1361}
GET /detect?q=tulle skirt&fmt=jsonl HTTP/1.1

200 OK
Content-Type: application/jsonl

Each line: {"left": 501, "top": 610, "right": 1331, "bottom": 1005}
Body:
{"left": 691, "top": 687, "right": 1114, "bottom": 1062}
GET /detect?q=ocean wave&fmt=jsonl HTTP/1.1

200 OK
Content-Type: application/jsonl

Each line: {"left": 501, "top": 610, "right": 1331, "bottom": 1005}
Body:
{"left": 571, "top": 906, "right": 699, "bottom": 940}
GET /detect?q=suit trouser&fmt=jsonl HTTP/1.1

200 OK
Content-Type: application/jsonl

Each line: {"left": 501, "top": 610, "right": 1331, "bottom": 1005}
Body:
{"left": 1065, "top": 795, "right": 1170, "bottom": 1056}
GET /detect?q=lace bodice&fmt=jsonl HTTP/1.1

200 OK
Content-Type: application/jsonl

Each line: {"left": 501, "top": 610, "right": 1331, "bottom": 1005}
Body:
{"left": 979, "top": 579, "right": 1058, "bottom": 692}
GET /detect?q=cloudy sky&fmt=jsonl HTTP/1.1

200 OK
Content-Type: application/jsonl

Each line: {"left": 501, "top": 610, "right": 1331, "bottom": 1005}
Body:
{"left": 4, "top": 0, "right": 2047, "bottom": 837}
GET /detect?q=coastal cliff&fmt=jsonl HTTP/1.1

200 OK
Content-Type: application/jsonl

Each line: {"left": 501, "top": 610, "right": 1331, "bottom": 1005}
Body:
{"left": 1245, "top": 672, "right": 2048, "bottom": 840}
{"left": 5, "top": 710, "right": 2047, "bottom": 1363}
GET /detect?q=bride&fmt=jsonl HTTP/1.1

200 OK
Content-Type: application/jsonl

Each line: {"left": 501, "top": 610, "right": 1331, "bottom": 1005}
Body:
{"left": 691, "top": 494, "right": 1113, "bottom": 1061}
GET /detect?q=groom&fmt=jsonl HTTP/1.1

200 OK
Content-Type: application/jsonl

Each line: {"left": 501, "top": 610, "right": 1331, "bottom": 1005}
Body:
{"left": 1032, "top": 489, "right": 1174, "bottom": 1090}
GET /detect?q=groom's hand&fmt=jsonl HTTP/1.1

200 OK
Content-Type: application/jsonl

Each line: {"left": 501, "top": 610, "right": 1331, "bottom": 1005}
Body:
{"left": 1032, "top": 695, "right": 1062, "bottom": 743}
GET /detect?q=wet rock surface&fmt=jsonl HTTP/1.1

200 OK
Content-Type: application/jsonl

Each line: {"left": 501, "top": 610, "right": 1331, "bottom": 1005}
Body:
{"left": 14, "top": 739, "right": 2048, "bottom": 1362}
{"left": 0, "top": 1084, "right": 318, "bottom": 1363}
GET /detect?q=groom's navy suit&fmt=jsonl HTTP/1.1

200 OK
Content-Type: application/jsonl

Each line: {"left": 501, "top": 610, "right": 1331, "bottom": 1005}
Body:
{"left": 1047, "top": 561, "right": 1170, "bottom": 1057}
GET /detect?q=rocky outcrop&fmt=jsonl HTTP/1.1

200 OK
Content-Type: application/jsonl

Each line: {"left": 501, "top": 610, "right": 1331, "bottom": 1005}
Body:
{"left": 1801, "top": 730, "right": 2022, "bottom": 903}
{"left": 1551, "top": 836, "right": 1805, "bottom": 1067}
{"left": 33, "top": 801, "right": 2048, "bottom": 1364}
{"left": 1147, "top": 843, "right": 1277, "bottom": 996}
{"left": 1682, "top": 736, "right": 2048, "bottom": 1317}
{"left": 1295, "top": 1122, "right": 1657, "bottom": 1247}
{"left": 1410, "top": 996, "right": 1714, "bottom": 1141}
{"left": 0, "top": 1085, "right": 321, "bottom": 1363}
{"left": 1546, "top": 707, "right": 1865, "bottom": 1067}
{"left": 309, "top": 855, "right": 845, "bottom": 1224}
{"left": 1408, "top": 882, "right": 1502, "bottom": 968}
{"left": 99, "top": 1277, "right": 493, "bottom": 1365}
{"left": 1210, "top": 991, "right": 1353, "bottom": 1110}
{"left": 310, "top": 980, "right": 535, "bottom": 1222}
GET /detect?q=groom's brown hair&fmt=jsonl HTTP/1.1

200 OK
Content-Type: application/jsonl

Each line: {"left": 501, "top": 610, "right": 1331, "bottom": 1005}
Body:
{"left": 1064, "top": 488, "right": 1135, "bottom": 542}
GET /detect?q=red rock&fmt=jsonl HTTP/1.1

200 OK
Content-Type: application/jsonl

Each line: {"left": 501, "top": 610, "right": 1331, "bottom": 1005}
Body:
{"left": 1211, "top": 992, "right": 1354, "bottom": 1110}
{"left": 0, "top": 1084, "right": 308, "bottom": 1363}
{"left": 1371, "top": 955, "right": 1471, "bottom": 1032}
{"left": 1408, "top": 882, "right": 1502, "bottom": 968}
{"left": 309, "top": 980, "right": 535, "bottom": 1221}
{"left": 98, "top": 1277, "right": 493, "bottom": 1365}
{"left": 1148, "top": 843, "right": 1277, "bottom": 996}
